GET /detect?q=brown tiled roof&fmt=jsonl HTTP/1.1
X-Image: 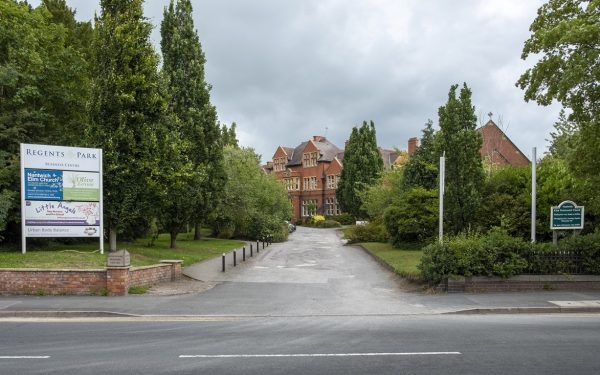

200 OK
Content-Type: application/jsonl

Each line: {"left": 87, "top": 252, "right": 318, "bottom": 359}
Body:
{"left": 285, "top": 138, "right": 342, "bottom": 166}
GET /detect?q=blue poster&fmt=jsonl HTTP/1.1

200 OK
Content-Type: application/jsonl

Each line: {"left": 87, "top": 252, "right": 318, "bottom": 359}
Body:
{"left": 25, "top": 169, "right": 63, "bottom": 200}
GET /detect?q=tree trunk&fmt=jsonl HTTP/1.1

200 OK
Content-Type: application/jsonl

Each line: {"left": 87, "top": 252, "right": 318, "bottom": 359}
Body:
{"left": 194, "top": 222, "right": 202, "bottom": 240}
{"left": 170, "top": 227, "right": 178, "bottom": 249}
{"left": 109, "top": 225, "right": 117, "bottom": 252}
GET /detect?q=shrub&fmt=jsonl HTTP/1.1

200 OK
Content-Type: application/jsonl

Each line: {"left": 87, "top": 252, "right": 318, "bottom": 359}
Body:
{"left": 558, "top": 231, "right": 600, "bottom": 273}
{"left": 419, "top": 229, "right": 529, "bottom": 284}
{"left": 383, "top": 187, "right": 438, "bottom": 246}
{"left": 312, "top": 215, "right": 326, "bottom": 224}
{"left": 328, "top": 213, "right": 355, "bottom": 225}
{"left": 317, "top": 219, "right": 341, "bottom": 228}
{"left": 344, "top": 219, "right": 388, "bottom": 243}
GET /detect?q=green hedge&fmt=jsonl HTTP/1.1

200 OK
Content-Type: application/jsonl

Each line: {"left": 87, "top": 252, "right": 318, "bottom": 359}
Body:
{"left": 344, "top": 220, "right": 389, "bottom": 243}
{"left": 419, "top": 230, "right": 600, "bottom": 284}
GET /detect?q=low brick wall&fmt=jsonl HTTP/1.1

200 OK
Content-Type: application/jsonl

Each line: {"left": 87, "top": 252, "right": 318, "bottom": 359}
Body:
{"left": 443, "top": 275, "right": 600, "bottom": 293}
{"left": 0, "top": 260, "right": 183, "bottom": 296}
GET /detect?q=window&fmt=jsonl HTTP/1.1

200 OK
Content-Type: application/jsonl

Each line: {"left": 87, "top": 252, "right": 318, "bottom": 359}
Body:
{"left": 302, "top": 199, "right": 317, "bottom": 217}
{"left": 325, "top": 197, "right": 342, "bottom": 216}
{"left": 302, "top": 152, "right": 319, "bottom": 167}
{"left": 303, "top": 176, "right": 317, "bottom": 191}
{"left": 285, "top": 177, "right": 300, "bottom": 191}
{"left": 326, "top": 175, "right": 340, "bottom": 189}
{"left": 273, "top": 157, "right": 287, "bottom": 172}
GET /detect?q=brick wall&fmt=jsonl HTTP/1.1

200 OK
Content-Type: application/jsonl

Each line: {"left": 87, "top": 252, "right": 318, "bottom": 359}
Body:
{"left": 0, "top": 260, "right": 183, "bottom": 296}
{"left": 443, "top": 275, "right": 600, "bottom": 293}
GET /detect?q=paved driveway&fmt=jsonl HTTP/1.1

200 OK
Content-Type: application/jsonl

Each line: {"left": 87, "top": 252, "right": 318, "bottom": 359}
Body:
{"left": 183, "top": 226, "right": 430, "bottom": 315}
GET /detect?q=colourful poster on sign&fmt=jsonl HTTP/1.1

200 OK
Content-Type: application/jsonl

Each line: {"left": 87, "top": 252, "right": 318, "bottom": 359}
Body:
{"left": 24, "top": 169, "right": 100, "bottom": 202}
{"left": 24, "top": 201, "right": 100, "bottom": 226}
{"left": 24, "top": 169, "right": 63, "bottom": 200}
{"left": 63, "top": 171, "right": 100, "bottom": 201}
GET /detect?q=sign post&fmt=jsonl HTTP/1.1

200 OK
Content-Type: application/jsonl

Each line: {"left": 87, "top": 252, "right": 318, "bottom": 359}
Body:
{"left": 439, "top": 152, "right": 445, "bottom": 243}
{"left": 20, "top": 144, "right": 103, "bottom": 254}
{"left": 550, "top": 200, "right": 584, "bottom": 245}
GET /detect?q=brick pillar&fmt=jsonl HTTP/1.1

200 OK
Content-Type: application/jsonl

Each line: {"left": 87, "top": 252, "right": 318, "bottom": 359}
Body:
{"left": 160, "top": 260, "right": 183, "bottom": 281}
{"left": 106, "top": 267, "right": 130, "bottom": 296}
{"left": 408, "top": 137, "right": 419, "bottom": 155}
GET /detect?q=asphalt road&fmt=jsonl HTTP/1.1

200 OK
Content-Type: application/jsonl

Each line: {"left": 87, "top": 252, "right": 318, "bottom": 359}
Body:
{"left": 1, "top": 314, "right": 599, "bottom": 374}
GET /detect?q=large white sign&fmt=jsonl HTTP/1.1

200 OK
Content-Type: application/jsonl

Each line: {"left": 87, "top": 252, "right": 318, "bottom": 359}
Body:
{"left": 20, "top": 144, "right": 103, "bottom": 253}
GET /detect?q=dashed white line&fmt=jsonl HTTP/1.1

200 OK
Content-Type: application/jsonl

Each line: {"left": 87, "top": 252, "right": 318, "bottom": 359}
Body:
{"left": 0, "top": 356, "right": 50, "bottom": 359}
{"left": 180, "top": 352, "right": 461, "bottom": 358}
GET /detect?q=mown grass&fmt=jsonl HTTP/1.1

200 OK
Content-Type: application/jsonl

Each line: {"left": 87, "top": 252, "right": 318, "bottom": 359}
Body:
{"left": 0, "top": 231, "right": 245, "bottom": 269}
{"left": 359, "top": 242, "right": 423, "bottom": 280}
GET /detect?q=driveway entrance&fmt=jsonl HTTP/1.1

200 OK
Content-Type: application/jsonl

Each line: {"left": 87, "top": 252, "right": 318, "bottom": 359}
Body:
{"left": 184, "top": 226, "right": 430, "bottom": 315}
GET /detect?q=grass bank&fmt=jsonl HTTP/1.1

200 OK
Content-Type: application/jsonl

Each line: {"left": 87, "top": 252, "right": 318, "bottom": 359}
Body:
{"left": 359, "top": 242, "right": 423, "bottom": 281}
{"left": 0, "top": 232, "right": 245, "bottom": 269}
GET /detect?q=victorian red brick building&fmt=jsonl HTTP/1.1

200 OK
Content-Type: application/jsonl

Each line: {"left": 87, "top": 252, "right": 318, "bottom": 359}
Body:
{"left": 265, "top": 136, "right": 344, "bottom": 223}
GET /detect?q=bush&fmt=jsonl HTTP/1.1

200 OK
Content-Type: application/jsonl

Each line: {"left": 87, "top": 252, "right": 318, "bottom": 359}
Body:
{"left": 328, "top": 213, "right": 355, "bottom": 225}
{"left": 419, "top": 229, "right": 530, "bottom": 284}
{"left": 558, "top": 231, "right": 600, "bottom": 273}
{"left": 312, "top": 215, "right": 326, "bottom": 225}
{"left": 383, "top": 187, "right": 438, "bottom": 246}
{"left": 317, "top": 220, "right": 341, "bottom": 228}
{"left": 344, "top": 219, "right": 389, "bottom": 243}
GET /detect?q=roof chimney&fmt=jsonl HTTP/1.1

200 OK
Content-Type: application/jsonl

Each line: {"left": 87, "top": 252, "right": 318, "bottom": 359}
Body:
{"left": 313, "top": 135, "right": 326, "bottom": 142}
{"left": 408, "top": 137, "right": 419, "bottom": 155}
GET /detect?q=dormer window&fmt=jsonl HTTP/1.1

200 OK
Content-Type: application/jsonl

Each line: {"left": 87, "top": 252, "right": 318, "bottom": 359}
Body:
{"left": 302, "top": 151, "right": 318, "bottom": 167}
{"left": 273, "top": 157, "right": 286, "bottom": 172}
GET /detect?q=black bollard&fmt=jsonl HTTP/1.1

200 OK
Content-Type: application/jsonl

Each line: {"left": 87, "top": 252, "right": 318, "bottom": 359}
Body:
{"left": 243, "top": 247, "right": 246, "bottom": 261}
{"left": 262, "top": 240, "right": 265, "bottom": 249}
{"left": 257, "top": 240, "right": 260, "bottom": 254}
{"left": 250, "top": 244, "right": 253, "bottom": 257}
{"left": 222, "top": 253, "right": 225, "bottom": 272}
{"left": 234, "top": 250, "right": 237, "bottom": 267}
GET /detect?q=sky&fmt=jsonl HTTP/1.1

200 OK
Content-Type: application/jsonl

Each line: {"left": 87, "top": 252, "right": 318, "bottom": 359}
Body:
{"left": 31, "top": 0, "right": 562, "bottom": 163}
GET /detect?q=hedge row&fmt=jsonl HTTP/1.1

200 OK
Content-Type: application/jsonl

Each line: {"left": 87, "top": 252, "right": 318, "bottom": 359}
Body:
{"left": 420, "top": 230, "right": 600, "bottom": 284}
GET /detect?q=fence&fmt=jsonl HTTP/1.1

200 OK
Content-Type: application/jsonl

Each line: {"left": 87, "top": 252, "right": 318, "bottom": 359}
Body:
{"left": 525, "top": 250, "right": 584, "bottom": 275}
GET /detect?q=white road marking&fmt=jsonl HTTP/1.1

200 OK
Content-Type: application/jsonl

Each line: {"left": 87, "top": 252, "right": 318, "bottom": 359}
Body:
{"left": 180, "top": 352, "right": 461, "bottom": 358}
{"left": 549, "top": 300, "right": 600, "bottom": 307}
{"left": 0, "top": 356, "right": 50, "bottom": 359}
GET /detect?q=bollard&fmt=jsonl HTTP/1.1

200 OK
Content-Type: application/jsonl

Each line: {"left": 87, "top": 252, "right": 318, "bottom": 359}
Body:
{"left": 243, "top": 247, "right": 246, "bottom": 261}
{"left": 222, "top": 253, "right": 225, "bottom": 272}
{"left": 257, "top": 240, "right": 260, "bottom": 254}
{"left": 262, "top": 240, "right": 265, "bottom": 249}
{"left": 250, "top": 244, "right": 253, "bottom": 257}
{"left": 234, "top": 250, "right": 237, "bottom": 267}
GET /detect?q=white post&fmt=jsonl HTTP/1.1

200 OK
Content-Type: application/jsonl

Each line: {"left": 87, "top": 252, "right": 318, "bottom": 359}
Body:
{"left": 20, "top": 144, "right": 26, "bottom": 254}
{"left": 99, "top": 149, "right": 104, "bottom": 254}
{"left": 439, "top": 152, "right": 445, "bottom": 243}
{"left": 531, "top": 147, "right": 536, "bottom": 243}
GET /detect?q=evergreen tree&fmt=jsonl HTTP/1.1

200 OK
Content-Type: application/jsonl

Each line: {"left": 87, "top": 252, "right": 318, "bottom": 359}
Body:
{"left": 402, "top": 119, "right": 439, "bottom": 190}
{"left": 87, "top": 0, "right": 165, "bottom": 251}
{"left": 221, "top": 122, "right": 239, "bottom": 147}
{"left": 437, "top": 83, "right": 485, "bottom": 234}
{"left": 337, "top": 121, "right": 384, "bottom": 218}
{"left": 161, "top": 0, "right": 225, "bottom": 241}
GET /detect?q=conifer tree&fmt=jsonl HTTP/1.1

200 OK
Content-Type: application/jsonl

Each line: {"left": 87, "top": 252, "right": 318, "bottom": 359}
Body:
{"left": 337, "top": 121, "right": 384, "bottom": 218}
{"left": 437, "top": 83, "right": 485, "bottom": 234}
{"left": 402, "top": 119, "right": 439, "bottom": 191}
{"left": 87, "top": 0, "right": 165, "bottom": 251}
{"left": 161, "top": 0, "right": 225, "bottom": 241}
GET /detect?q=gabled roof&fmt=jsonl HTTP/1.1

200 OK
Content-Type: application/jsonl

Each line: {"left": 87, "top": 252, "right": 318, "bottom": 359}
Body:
{"left": 284, "top": 137, "right": 343, "bottom": 166}
{"left": 477, "top": 120, "right": 530, "bottom": 167}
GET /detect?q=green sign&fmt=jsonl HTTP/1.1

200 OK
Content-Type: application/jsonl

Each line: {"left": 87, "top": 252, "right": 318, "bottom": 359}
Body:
{"left": 551, "top": 201, "right": 584, "bottom": 230}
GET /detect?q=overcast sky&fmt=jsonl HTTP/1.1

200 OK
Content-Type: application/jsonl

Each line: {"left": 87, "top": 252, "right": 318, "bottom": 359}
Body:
{"left": 31, "top": 0, "right": 561, "bottom": 162}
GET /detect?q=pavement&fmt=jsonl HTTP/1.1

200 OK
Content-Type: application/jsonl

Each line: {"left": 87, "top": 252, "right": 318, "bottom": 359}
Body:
{"left": 1, "top": 226, "right": 600, "bottom": 318}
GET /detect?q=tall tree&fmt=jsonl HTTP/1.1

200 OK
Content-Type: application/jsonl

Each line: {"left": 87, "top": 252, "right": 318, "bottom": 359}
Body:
{"left": 401, "top": 119, "right": 439, "bottom": 190}
{"left": 337, "top": 121, "right": 384, "bottom": 218}
{"left": 518, "top": 0, "right": 600, "bottom": 220}
{"left": 0, "top": 1, "right": 90, "bottom": 241}
{"left": 517, "top": 0, "right": 600, "bottom": 124}
{"left": 437, "top": 83, "right": 485, "bottom": 234}
{"left": 161, "top": 0, "right": 225, "bottom": 241}
{"left": 87, "top": 0, "right": 164, "bottom": 251}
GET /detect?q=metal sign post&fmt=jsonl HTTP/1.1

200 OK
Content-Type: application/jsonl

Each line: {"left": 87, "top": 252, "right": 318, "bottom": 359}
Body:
{"left": 531, "top": 147, "right": 536, "bottom": 243}
{"left": 439, "top": 152, "right": 445, "bottom": 243}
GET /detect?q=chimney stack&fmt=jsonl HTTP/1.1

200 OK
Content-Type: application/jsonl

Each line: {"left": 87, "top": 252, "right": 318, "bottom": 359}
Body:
{"left": 408, "top": 137, "right": 419, "bottom": 155}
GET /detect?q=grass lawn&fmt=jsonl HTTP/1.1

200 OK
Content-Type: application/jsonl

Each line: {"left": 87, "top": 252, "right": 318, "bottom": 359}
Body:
{"left": 0, "top": 231, "right": 245, "bottom": 269}
{"left": 359, "top": 242, "right": 423, "bottom": 280}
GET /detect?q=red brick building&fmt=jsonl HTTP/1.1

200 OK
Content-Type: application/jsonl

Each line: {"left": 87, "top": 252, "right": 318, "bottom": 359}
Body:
{"left": 266, "top": 136, "right": 344, "bottom": 223}
{"left": 477, "top": 120, "right": 530, "bottom": 167}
